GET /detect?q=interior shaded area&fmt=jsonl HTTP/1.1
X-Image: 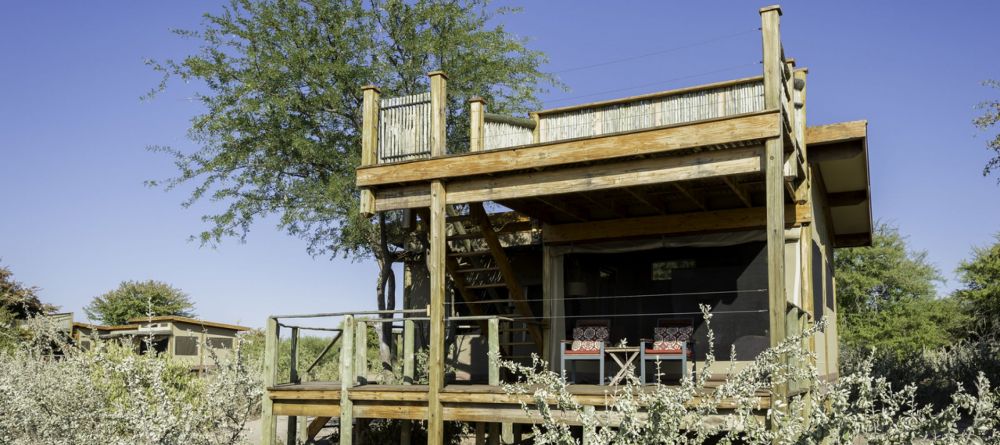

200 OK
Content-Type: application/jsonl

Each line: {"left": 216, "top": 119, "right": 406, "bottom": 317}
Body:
{"left": 562, "top": 240, "right": 770, "bottom": 362}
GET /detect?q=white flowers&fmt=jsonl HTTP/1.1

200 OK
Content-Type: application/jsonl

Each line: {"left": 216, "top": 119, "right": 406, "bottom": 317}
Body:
{"left": 0, "top": 318, "right": 262, "bottom": 445}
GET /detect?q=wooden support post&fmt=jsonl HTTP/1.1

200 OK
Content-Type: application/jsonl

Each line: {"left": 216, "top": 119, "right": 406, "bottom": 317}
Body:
{"left": 530, "top": 112, "right": 540, "bottom": 144}
{"left": 260, "top": 317, "right": 280, "bottom": 445}
{"left": 429, "top": 71, "right": 448, "bottom": 157}
{"left": 428, "top": 180, "right": 447, "bottom": 445}
{"left": 470, "top": 97, "right": 486, "bottom": 152}
{"left": 761, "top": 4, "right": 789, "bottom": 410}
{"left": 287, "top": 326, "right": 300, "bottom": 445}
{"left": 339, "top": 315, "right": 356, "bottom": 445}
{"left": 360, "top": 85, "right": 380, "bottom": 217}
{"left": 355, "top": 320, "right": 367, "bottom": 385}
{"left": 400, "top": 318, "right": 415, "bottom": 445}
{"left": 487, "top": 317, "right": 502, "bottom": 445}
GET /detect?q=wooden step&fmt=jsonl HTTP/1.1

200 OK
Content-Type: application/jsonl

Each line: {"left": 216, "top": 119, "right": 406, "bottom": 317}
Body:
{"left": 447, "top": 232, "right": 484, "bottom": 241}
{"left": 447, "top": 250, "right": 492, "bottom": 258}
{"left": 456, "top": 266, "right": 499, "bottom": 273}
{"left": 466, "top": 282, "right": 508, "bottom": 290}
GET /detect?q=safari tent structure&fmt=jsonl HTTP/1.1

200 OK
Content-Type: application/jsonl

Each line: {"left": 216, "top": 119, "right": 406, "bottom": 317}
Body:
{"left": 38, "top": 312, "right": 249, "bottom": 370}
{"left": 261, "top": 6, "right": 872, "bottom": 444}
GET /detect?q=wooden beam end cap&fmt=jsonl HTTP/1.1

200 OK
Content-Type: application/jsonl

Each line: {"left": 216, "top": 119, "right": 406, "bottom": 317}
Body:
{"left": 361, "top": 85, "right": 381, "bottom": 93}
{"left": 428, "top": 70, "right": 449, "bottom": 80}
{"left": 759, "top": 4, "right": 783, "bottom": 15}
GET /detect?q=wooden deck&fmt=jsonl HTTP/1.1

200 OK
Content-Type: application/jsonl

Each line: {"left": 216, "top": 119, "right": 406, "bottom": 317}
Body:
{"left": 268, "top": 382, "right": 772, "bottom": 425}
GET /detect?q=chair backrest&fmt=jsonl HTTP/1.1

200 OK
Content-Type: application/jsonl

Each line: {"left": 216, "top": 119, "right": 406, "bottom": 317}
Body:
{"left": 652, "top": 319, "right": 694, "bottom": 350}
{"left": 570, "top": 319, "right": 610, "bottom": 351}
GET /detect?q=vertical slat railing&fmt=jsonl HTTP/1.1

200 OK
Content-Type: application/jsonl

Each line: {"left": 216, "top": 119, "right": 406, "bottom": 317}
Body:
{"left": 378, "top": 92, "right": 432, "bottom": 163}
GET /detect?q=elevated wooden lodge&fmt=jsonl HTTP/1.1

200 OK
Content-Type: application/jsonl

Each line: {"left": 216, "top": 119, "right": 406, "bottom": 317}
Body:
{"left": 261, "top": 6, "right": 873, "bottom": 444}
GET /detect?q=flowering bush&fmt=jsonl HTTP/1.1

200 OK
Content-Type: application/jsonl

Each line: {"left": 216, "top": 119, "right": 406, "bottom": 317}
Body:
{"left": 497, "top": 306, "right": 1000, "bottom": 444}
{"left": 0, "top": 319, "right": 262, "bottom": 445}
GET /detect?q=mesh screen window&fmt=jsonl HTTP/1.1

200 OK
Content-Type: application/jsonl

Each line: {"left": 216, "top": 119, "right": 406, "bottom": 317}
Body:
{"left": 174, "top": 336, "right": 199, "bottom": 356}
{"left": 206, "top": 337, "right": 233, "bottom": 350}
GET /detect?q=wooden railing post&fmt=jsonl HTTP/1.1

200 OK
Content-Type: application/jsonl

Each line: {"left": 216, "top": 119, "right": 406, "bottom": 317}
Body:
{"left": 260, "top": 317, "right": 280, "bottom": 445}
{"left": 529, "top": 112, "right": 540, "bottom": 144}
{"left": 286, "top": 326, "right": 300, "bottom": 445}
{"left": 488, "top": 318, "right": 501, "bottom": 445}
{"left": 360, "top": 85, "right": 380, "bottom": 218}
{"left": 429, "top": 71, "right": 448, "bottom": 157}
{"left": 760, "top": 3, "right": 789, "bottom": 411}
{"left": 470, "top": 97, "right": 486, "bottom": 152}
{"left": 400, "top": 318, "right": 415, "bottom": 445}
{"left": 339, "top": 315, "right": 356, "bottom": 445}
{"left": 427, "top": 180, "right": 447, "bottom": 445}
{"left": 355, "top": 320, "right": 368, "bottom": 385}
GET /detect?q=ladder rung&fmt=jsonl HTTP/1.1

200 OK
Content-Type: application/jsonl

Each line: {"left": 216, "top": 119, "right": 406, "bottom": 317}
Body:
{"left": 448, "top": 232, "right": 484, "bottom": 241}
{"left": 457, "top": 267, "right": 499, "bottom": 273}
{"left": 448, "top": 250, "right": 492, "bottom": 258}
{"left": 466, "top": 282, "right": 508, "bottom": 290}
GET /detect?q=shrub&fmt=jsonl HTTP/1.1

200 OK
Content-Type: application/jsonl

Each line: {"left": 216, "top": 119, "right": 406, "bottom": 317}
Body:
{"left": 0, "top": 318, "right": 262, "bottom": 445}
{"left": 497, "top": 306, "right": 1000, "bottom": 444}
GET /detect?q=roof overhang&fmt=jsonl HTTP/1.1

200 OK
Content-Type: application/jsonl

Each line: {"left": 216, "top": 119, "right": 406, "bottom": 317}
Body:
{"left": 806, "top": 120, "right": 873, "bottom": 247}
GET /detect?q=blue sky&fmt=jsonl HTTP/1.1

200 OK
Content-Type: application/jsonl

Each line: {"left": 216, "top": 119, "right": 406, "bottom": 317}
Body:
{"left": 1, "top": 1, "right": 998, "bottom": 328}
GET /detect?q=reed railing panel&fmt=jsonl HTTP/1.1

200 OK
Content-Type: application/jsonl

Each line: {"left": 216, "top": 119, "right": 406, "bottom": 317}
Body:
{"left": 483, "top": 119, "right": 534, "bottom": 151}
{"left": 378, "top": 92, "right": 432, "bottom": 163}
{"left": 538, "top": 79, "right": 765, "bottom": 143}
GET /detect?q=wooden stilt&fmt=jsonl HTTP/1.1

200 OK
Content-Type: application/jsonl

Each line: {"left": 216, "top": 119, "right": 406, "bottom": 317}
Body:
{"left": 260, "top": 317, "right": 280, "bottom": 445}
{"left": 339, "top": 315, "right": 356, "bottom": 445}
{"left": 287, "top": 326, "right": 300, "bottom": 445}
{"left": 427, "top": 179, "right": 447, "bottom": 445}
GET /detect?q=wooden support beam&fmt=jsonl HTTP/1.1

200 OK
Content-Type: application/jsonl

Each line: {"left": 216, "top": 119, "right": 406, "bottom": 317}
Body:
{"left": 446, "top": 146, "right": 764, "bottom": 205}
{"left": 359, "top": 85, "right": 380, "bottom": 217}
{"left": 355, "top": 320, "right": 368, "bottom": 385}
{"left": 308, "top": 416, "right": 332, "bottom": 442}
{"left": 356, "top": 111, "right": 780, "bottom": 187}
{"left": 673, "top": 182, "right": 707, "bottom": 211}
{"left": 339, "top": 315, "right": 356, "bottom": 445}
{"left": 723, "top": 177, "right": 753, "bottom": 207}
{"left": 260, "top": 317, "right": 280, "bottom": 445}
{"left": 400, "top": 319, "right": 415, "bottom": 444}
{"left": 760, "top": 3, "right": 788, "bottom": 409}
{"left": 286, "top": 326, "right": 300, "bottom": 445}
{"left": 624, "top": 187, "right": 669, "bottom": 215}
{"left": 535, "top": 197, "right": 589, "bottom": 222}
{"left": 429, "top": 71, "right": 448, "bottom": 157}
{"left": 427, "top": 180, "right": 447, "bottom": 445}
{"left": 805, "top": 120, "right": 867, "bottom": 146}
{"left": 374, "top": 147, "right": 764, "bottom": 212}
{"left": 470, "top": 97, "right": 486, "bottom": 152}
{"left": 543, "top": 204, "right": 811, "bottom": 244}
{"left": 834, "top": 232, "right": 872, "bottom": 247}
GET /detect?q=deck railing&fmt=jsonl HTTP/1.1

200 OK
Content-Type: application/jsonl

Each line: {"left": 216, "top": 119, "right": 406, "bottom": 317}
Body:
{"left": 378, "top": 92, "right": 432, "bottom": 163}
{"left": 536, "top": 77, "right": 765, "bottom": 143}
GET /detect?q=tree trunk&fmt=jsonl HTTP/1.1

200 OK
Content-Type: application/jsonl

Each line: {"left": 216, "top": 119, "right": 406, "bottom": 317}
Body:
{"left": 374, "top": 213, "right": 397, "bottom": 370}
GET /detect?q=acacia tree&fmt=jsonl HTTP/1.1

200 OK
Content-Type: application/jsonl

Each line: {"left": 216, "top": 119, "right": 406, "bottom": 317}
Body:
{"left": 834, "top": 223, "right": 967, "bottom": 355}
{"left": 954, "top": 234, "right": 1000, "bottom": 339}
{"left": 85, "top": 280, "right": 195, "bottom": 326}
{"left": 974, "top": 80, "right": 1000, "bottom": 182}
{"left": 0, "top": 263, "right": 55, "bottom": 320}
{"left": 147, "top": 0, "right": 557, "bottom": 365}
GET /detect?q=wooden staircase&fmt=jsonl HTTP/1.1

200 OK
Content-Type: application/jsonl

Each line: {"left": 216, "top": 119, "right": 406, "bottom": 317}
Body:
{"left": 445, "top": 203, "right": 543, "bottom": 366}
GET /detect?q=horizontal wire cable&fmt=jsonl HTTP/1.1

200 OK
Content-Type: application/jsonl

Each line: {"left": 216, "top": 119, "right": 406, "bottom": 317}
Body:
{"left": 451, "top": 288, "right": 767, "bottom": 306}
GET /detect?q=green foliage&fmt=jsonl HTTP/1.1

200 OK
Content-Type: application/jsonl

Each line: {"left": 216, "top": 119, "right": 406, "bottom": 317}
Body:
{"left": 84, "top": 280, "right": 195, "bottom": 326}
{"left": 973, "top": 79, "right": 1000, "bottom": 181}
{"left": 0, "top": 263, "right": 56, "bottom": 319}
{"left": 834, "top": 223, "right": 967, "bottom": 356}
{"left": 954, "top": 233, "right": 1000, "bottom": 338}
{"left": 147, "top": 0, "right": 558, "bottom": 259}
